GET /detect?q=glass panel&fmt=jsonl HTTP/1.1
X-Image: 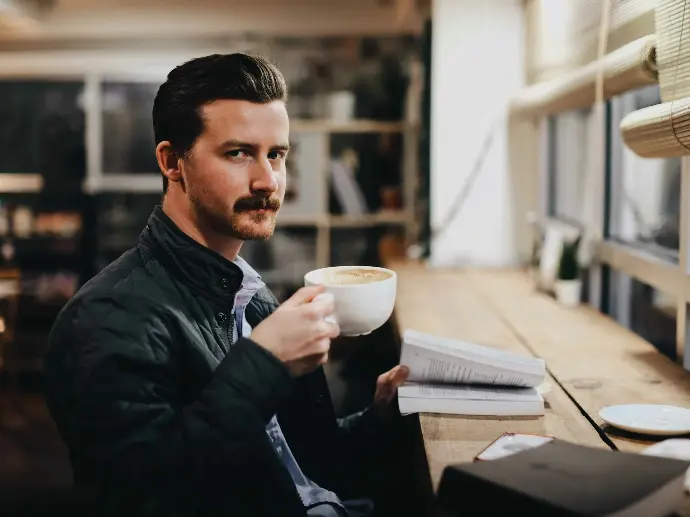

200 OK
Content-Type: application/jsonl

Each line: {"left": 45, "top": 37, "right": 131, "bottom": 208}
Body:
{"left": 608, "top": 85, "right": 681, "bottom": 256}
{"left": 548, "top": 107, "right": 594, "bottom": 223}
{"left": 102, "top": 82, "right": 159, "bottom": 174}
{"left": 606, "top": 269, "right": 677, "bottom": 361}
{"left": 0, "top": 80, "right": 85, "bottom": 183}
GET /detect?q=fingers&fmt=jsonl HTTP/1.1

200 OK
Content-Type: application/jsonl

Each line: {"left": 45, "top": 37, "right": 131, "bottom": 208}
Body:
{"left": 282, "top": 285, "right": 325, "bottom": 308}
{"left": 303, "top": 338, "right": 332, "bottom": 370}
{"left": 390, "top": 365, "right": 410, "bottom": 387}
{"left": 306, "top": 292, "right": 335, "bottom": 319}
{"left": 296, "top": 352, "right": 329, "bottom": 375}
{"left": 309, "top": 337, "right": 331, "bottom": 356}
{"left": 374, "top": 365, "right": 410, "bottom": 406}
{"left": 374, "top": 383, "right": 396, "bottom": 406}
{"left": 300, "top": 294, "right": 341, "bottom": 337}
{"left": 377, "top": 365, "right": 410, "bottom": 389}
{"left": 326, "top": 320, "right": 340, "bottom": 338}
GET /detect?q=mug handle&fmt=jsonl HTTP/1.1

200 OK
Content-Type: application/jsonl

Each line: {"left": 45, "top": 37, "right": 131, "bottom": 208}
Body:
{"left": 312, "top": 292, "right": 337, "bottom": 325}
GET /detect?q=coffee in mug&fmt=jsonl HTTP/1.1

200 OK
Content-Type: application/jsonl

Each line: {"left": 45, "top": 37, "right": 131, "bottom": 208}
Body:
{"left": 319, "top": 268, "right": 393, "bottom": 286}
{"left": 304, "top": 266, "right": 397, "bottom": 336}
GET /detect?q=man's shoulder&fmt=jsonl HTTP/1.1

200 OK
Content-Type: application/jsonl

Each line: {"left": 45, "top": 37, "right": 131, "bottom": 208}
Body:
{"left": 52, "top": 248, "right": 172, "bottom": 340}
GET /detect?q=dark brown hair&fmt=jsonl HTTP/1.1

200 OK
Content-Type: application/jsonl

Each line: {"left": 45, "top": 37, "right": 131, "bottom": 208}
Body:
{"left": 152, "top": 53, "right": 288, "bottom": 193}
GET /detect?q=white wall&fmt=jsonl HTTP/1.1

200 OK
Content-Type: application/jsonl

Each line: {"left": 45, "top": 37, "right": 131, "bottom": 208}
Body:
{"left": 552, "top": 109, "right": 593, "bottom": 223}
{"left": 430, "top": 0, "right": 525, "bottom": 268}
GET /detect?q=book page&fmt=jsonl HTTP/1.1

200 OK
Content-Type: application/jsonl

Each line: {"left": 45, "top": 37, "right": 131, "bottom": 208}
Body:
{"left": 400, "top": 342, "right": 544, "bottom": 388}
{"left": 403, "top": 329, "right": 545, "bottom": 373}
{"left": 398, "top": 382, "right": 542, "bottom": 402}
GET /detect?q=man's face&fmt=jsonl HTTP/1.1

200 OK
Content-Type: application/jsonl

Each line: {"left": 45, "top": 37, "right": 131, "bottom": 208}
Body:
{"left": 181, "top": 99, "right": 289, "bottom": 241}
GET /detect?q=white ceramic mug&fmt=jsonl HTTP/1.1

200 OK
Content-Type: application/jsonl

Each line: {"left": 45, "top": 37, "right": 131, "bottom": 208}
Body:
{"left": 304, "top": 265, "right": 397, "bottom": 336}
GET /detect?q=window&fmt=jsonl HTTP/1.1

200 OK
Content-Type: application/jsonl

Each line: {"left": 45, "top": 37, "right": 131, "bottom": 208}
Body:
{"left": 101, "top": 82, "right": 159, "bottom": 175}
{"left": 606, "top": 269, "right": 677, "bottom": 361}
{"left": 548, "top": 107, "right": 595, "bottom": 223}
{"left": 541, "top": 87, "right": 687, "bottom": 362}
{"left": 0, "top": 80, "right": 85, "bottom": 184}
{"left": 608, "top": 85, "right": 681, "bottom": 257}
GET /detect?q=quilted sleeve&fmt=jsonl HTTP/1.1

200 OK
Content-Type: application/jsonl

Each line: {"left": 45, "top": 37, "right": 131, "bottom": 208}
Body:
{"left": 44, "top": 294, "right": 304, "bottom": 515}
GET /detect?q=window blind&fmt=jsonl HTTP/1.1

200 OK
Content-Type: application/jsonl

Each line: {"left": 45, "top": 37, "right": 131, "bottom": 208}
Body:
{"left": 511, "top": 35, "right": 657, "bottom": 117}
{"left": 656, "top": 0, "right": 690, "bottom": 102}
{"left": 620, "top": 96, "right": 690, "bottom": 157}
{"left": 619, "top": 0, "right": 690, "bottom": 158}
{"left": 525, "top": 0, "right": 656, "bottom": 84}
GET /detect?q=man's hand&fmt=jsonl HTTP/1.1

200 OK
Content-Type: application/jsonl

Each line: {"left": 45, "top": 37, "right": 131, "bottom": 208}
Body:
{"left": 373, "top": 365, "right": 409, "bottom": 416}
{"left": 251, "top": 285, "right": 340, "bottom": 377}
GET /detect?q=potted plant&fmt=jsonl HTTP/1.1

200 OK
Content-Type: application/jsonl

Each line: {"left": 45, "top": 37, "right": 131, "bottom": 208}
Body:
{"left": 555, "top": 235, "right": 582, "bottom": 307}
{"left": 529, "top": 234, "right": 542, "bottom": 289}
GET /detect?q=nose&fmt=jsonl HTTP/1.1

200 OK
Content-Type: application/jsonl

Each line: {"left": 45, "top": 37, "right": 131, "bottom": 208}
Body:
{"left": 250, "top": 158, "right": 279, "bottom": 194}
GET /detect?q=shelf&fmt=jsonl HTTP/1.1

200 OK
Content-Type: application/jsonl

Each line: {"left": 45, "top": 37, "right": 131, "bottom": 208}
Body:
{"left": 276, "top": 211, "right": 408, "bottom": 228}
{"left": 276, "top": 214, "right": 328, "bottom": 227}
{"left": 13, "top": 235, "right": 82, "bottom": 255}
{"left": 0, "top": 173, "right": 43, "bottom": 193}
{"left": 291, "top": 119, "right": 413, "bottom": 134}
{"left": 330, "top": 211, "right": 409, "bottom": 228}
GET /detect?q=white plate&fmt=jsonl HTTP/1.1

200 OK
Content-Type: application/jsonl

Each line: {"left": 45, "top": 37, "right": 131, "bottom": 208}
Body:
{"left": 599, "top": 404, "right": 690, "bottom": 436}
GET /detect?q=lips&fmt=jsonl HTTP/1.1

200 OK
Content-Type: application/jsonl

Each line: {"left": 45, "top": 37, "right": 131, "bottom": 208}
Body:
{"left": 234, "top": 196, "right": 281, "bottom": 212}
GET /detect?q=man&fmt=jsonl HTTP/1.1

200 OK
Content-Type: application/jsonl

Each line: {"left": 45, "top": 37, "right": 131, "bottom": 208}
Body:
{"left": 44, "top": 53, "right": 408, "bottom": 517}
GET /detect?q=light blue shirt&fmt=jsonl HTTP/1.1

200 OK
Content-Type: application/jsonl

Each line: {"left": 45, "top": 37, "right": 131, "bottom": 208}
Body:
{"left": 232, "top": 257, "right": 347, "bottom": 516}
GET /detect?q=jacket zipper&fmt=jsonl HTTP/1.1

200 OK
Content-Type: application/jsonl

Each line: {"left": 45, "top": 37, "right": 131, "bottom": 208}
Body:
{"left": 228, "top": 310, "right": 236, "bottom": 347}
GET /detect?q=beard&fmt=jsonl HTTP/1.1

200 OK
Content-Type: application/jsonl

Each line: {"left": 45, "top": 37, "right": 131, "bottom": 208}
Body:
{"left": 190, "top": 191, "right": 281, "bottom": 241}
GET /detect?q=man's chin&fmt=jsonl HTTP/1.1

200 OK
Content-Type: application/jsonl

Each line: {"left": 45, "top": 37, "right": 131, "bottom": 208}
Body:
{"left": 233, "top": 214, "right": 277, "bottom": 241}
{"left": 237, "top": 228, "right": 275, "bottom": 241}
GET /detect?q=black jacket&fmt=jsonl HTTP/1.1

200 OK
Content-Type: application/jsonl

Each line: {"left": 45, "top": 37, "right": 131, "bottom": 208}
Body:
{"left": 44, "top": 206, "right": 382, "bottom": 517}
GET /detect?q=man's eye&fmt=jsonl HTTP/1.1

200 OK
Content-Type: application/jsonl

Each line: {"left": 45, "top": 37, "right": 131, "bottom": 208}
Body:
{"left": 268, "top": 151, "right": 286, "bottom": 161}
{"left": 227, "top": 150, "right": 249, "bottom": 159}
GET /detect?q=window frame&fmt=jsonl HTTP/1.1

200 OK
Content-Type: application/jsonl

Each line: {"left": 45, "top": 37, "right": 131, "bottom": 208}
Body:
{"left": 0, "top": 75, "right": 85, "bottom": 193}
{"left": 0, "top": 51, "right": 219, "bottom": 194}
{"left": 541, "top": 85, "right": 690, "bottom": 369}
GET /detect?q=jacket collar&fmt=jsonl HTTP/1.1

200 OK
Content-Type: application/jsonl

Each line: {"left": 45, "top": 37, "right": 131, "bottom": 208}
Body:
{"left": 139, "top": 205, "right": 247, "bottom": 303}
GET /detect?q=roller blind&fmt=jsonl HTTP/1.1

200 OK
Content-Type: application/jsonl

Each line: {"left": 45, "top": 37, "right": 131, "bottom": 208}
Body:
{"left": 511, "top": 35, "right": 657, "bottom": 117}
{"left": 620, "top": 95, "right": 690, "bottom": 157}
{"left": 525, "top": 0, "right": 656, "bottom": 84}
{"left": 656, "top": 0, "right": 690, "bottom": 102}
{"left": 619, "top": 0, "right": 690, "bottom": 158}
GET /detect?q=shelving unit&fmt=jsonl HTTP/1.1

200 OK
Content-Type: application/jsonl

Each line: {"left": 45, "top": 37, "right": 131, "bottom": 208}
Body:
{"left": 0, "top": 70, "right": 421, "bottom": 296}
{"left": 283, "top": 118, "right": 419, "bottom": 269}
{"left": 291, "top": 120, "right": 411, "bottom": 134}
{"left": 72, "top": 70, "right": 420, "bottom": 278}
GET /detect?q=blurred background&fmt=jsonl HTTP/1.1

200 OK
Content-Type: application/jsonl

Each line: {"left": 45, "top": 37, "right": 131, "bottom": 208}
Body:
{"left": 0, "top": 0, "right": 686, "bottom": 515}
{"left": 0, "top": 0, "right": 433, "bottom": 505}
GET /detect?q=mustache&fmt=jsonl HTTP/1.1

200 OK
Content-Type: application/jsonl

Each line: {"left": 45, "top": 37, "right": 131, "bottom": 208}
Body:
{"left": 233, "top": 195, "right": 282, "bottom": 212}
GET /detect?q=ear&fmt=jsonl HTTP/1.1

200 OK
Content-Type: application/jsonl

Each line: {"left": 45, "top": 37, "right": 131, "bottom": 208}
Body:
{"left": 156, "top": 141, "right": 183, "bottom": 185}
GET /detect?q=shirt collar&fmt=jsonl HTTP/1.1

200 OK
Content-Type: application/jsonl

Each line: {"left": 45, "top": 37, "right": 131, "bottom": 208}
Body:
{"left": 139, "top": 205, "right": 246, "bottom": 303}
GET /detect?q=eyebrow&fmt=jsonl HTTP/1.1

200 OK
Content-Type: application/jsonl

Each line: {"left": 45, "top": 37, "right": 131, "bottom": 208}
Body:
{"left": 220, "top": 139, "right": 290, "bottom": 152}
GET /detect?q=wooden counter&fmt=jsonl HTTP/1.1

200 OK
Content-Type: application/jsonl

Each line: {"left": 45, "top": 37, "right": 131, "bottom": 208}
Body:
{"left": 389, "top": 261, "right": 690, "bottom": 512}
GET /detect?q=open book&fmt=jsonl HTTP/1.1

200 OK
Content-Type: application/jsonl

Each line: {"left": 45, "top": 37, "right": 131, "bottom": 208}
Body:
{"left": 398, "top": 329, "right": 546, "bottom": 416}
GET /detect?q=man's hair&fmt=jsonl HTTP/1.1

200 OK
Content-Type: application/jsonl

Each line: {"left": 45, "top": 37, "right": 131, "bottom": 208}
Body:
{"left": 153, "top": 53, "right": 288, "bottom": 193}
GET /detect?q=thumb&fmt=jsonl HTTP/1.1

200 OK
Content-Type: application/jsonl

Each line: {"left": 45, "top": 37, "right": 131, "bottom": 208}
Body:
{"left": 386, "top": 365, "right": 410, "bottom": 387}
{"left": 391, "top": 365, "right": 410, "bottom": 386}
{"left": 378, "top": 365, "right": 409, "bottom": 388}
{"left": 282, "top": 285, "right": 325, "bottom": 308}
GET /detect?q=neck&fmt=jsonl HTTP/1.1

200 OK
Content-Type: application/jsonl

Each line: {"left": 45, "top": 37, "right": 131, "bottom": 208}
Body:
{"left": 162, "top": 191, "right": 243, "bottom": 262}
